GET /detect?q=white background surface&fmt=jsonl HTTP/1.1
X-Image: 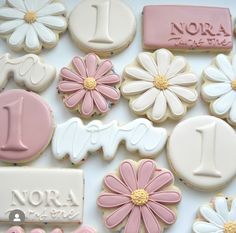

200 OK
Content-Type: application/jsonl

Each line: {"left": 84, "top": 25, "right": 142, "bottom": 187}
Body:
{"left": 0, "top": 0, "right": 236, "bottom": 232}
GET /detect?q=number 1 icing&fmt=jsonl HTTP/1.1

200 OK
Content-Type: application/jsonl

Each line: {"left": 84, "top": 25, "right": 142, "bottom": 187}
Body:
{"left": 52, "top": 118, "right": 167, "bottom": 164}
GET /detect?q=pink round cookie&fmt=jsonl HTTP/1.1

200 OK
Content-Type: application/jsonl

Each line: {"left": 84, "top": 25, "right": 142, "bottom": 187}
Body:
{"left": 0, "top": 89, "right": 53, "bottom": 163}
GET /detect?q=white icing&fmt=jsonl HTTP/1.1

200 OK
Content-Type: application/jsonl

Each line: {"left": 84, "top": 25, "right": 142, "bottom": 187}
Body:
{"left": 0, "top": 0, "right": 67, "bottom": 52}
{"left": 122, "top": 49, "right": 198, "bottom": 123}
{"left": 202, "top": 53, "right": 236, "bottom": 126}
{"left": 193, "top": 197, "right": 236, "bottom": 233}
{"left": 0, "top": 53, "right": 55, "bottom": 92}
{"left": 52, "top": 118, "right": 167, "bottom": 164}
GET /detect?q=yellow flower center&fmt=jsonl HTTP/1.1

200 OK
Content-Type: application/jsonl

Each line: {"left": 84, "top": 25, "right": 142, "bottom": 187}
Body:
{"left": 130, "top": 189, "right": 149, "bottom": 206}
{"left": 231, "top": 80, "right": 236, "bottom": 90}
{"left": 154, "top": 76, "right": 169, "bottom": 90}
{"left": 83, "top": 77, "right": 97, "bottom": 90}
{"left": 24, "top": 11, "right": 37, "bottom": 24}
{"left": 224, "top": 222, "right": 236, "bottom": 233}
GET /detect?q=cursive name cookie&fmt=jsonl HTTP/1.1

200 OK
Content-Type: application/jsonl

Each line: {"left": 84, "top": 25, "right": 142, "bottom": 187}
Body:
{"left": 167, "top": 116, "right": 236, "bottom": 191}
{"left": 121, "top": 48, "right": 198, "bottom": 122}
{"left": 52, "top": 118, "right": 167, "bottom": 164}
{"left": 97, "top": 159, "right": 181, "bottom": 233}
{"left": 0, "top": 0, "right": 67, "bottom": 53}
{"left": 0, "top": 89, "right": 54, "bottom": 163}
{"left": 0, "top": 168, "right": 84, "bottom": 223}
{"left": 201, "top": 53, "right": 236, "bottom": 126}
{"left": 68, "top": 0, "right": 136, "bottom": 57}
{"left": 0, "top": 53, "right": 55, "bottom": 92}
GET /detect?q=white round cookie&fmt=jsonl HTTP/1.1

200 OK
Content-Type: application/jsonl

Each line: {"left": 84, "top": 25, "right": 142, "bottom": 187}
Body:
{"left": 68, "top": 0, "right": 136, "bottom": 57}
{"left": 167, "top": 115, "right": 236, "bottom": 191}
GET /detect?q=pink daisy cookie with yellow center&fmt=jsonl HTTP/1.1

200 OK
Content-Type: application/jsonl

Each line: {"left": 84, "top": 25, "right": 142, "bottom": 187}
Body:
{"left": 58, "top": 53, "right": 121, "bottom": 117}
{"left": 97, "top": 159, "right": 181, "bottom": 233}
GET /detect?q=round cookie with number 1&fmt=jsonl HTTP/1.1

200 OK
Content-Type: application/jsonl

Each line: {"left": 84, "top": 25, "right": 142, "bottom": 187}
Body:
{"left": 0, "top": 89, "right": 54, "bottom": 163}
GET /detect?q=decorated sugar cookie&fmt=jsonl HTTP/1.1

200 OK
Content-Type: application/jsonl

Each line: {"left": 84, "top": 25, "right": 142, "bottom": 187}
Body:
{"left": 202, "top": 53, "right": 236, "bottom": 126}
{"left": 167, "top": 116, "right": 236, "bottom": 191}
{"left": 193, "top": 196, "right": 236, "bottom": 233}
{"left": 58, "top": 53, "right": 121, "bottom": 117}
{"left": 121, "top": 49, "right": 198, "bottom": 122}
{"left": 0, "top": 0, "right": 67, "bottom": 53}
{"left": 97, "top": 159, "right": 181, "bottom": 233}
{"left": 52, "top": 118, "right": 167, "bottom": 164}
{"left": 0, "top": 89, "right": 54, "bottom": 163}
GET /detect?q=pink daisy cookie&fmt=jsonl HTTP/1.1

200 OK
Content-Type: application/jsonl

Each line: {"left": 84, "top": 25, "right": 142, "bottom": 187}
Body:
{"left": 58, "top": 53, "right": 121, "bottom": 117}
{"left": 97, "top": 159, "right": 181, "bottom": 233}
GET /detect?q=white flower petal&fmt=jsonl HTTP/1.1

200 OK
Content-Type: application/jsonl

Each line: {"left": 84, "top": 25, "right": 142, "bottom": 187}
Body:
{"left": 168, "top": 86, "right": 198, "bottom": 103}
{"left": 122, "top": 81, "right": 153, "bottom": 95}
{"left": 24, "top": 0, "right": 38, "bottom": 11}
{"left": 228, "top": 199, "right": 236, "bottom": 221}
{"left": 125, "top": 67, "right": 154, "bottom": 81}
{"left": 37, "top": 3, "right": 66, "bottom": 16}
{"left": 212, "top": 91, "right": 236, "bottom": 116}
{"left": 200, "top": 206, "right": 225, "bottom": 227}
{"left": 193, "top": 221, "right": 223, "bottom": 233}
{"left": 37, "top": 16, "right": 67, "bottom": 31}
{"left": 33, "top": 0, "right": 52, "bottom": 12}
{"left": 8, "top": 23, "right": 28, "bottom": 47}
{"left": 229, "top": 99, "right": 236, "bottom": 125}
{"left": 166, "top": 56, "right": 186, "bottom": 79}
{"left": 33, "top": 22, "right": 56, "bottom": 44}
{"left": 202, "top": 83, "right": 232, "bottom": 99}
{"left": 131, "top": 88, "right": 159, "bottom": 112}
{"left": 0, "top": 19, "right": 24, "bottom": 34}
{"left": 232, "top": 55, "right": 236, "bottom": 76}
{"left": 164, "top": 89, "right": 185, "bottom": 117}
{"left": 8, "top": 0, "right": 26, "bottom": 11}
{"left": 0, "top": 7, "right": 24, "bottom": 19}
{"left": 156, "top": 49, "right": 171, "bottom": 76}
{"left": 216, "top": 54, "right": 235, "bottom": 81}
{"left": 152, "top": 91, "right": 167, "bottom": 121}
{"left": 138, "top": 52, "right": 158, "bottom": 76}
{"left": 168, "top": 73, "right": 197, "bottom": 86}
{"left": 204, "top": 66, "right": 229, "bottom": 82}
{"left": 25, "top": 25, "right": 40, "bottom": 50}
{"left": 215, "top": 197, "right": 229, "bottom": 222}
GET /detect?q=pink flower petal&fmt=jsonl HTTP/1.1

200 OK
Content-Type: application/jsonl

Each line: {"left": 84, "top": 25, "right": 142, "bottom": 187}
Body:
{"left": 95, "top": 60, "right": 113, "bottom": 79}
{"left": 60, "top": 67, "right": 83, "bottom": 83}
{"left": 97, "top": 74, "right": 121, "bottom": 85}
{"left": 124, "top": 206, "right": 141, "bottom": 233}
{"left": 147, "top": 201, "right": 176, "bottom": 225}
{"left": 105, "top": 202, "right": 133, "bottom": 229}
{"left": 72, "top": 56, "right": 87, "bottom": 78}
{"left": 85, "top": 53, "right": 98, "bottom": 77}
{"left": 65, "top": 89, "right": 86, "bottom": 108}
{"left": 6, "top": 226, "right": 25, "bottom": 233}
{"left": 141, "top": 205, "right": 161, "bottom": 233}
{"left": 58, "top": 81, "right": 83, "bottom": 93}
{"left": 81, "top": 91, "right": 94, "bottom": 116}
{"left": 96, "top": 85, "right": 120, "bottom": 102}
{"left": 149, "top": 191, "right": 181, "bottom": 204}
{"left": 73, "top": 226, "right": 96, "bottom": 233}
{"left": 30, "top": 229, "right": 46, "bottom": 233}
{"left": 97, "top": 193, "right": 130, "bottom": 208}
{"left": 145, "top": 171, "right": 173, "bottom": 194}
{"left": 91, "top": 90, "right": 108, "bottom": 113}
{"left": 138, "top": 160, "right": 155, "bottom": 189}
{"left": 50, "top": 229, "right": 63, "bottom": 233}
{"left": 119, "top": 160, "right": 137, "bottom": 191}
{"left": 104, "top": 174, "right": 130, "bottom": 195}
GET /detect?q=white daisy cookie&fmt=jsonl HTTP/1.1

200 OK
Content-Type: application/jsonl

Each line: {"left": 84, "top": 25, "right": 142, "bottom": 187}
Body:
{"left": 193, "top": 196, "right": 236, "bottom": 233}
{"left": 121, "top": 49, "right": 198, "bottom": 123}
{"left": 202, "top": 54, "right": 236, "bottom": 126}
{"left": 0, "top": 0, "right": 67, "bottom": 53}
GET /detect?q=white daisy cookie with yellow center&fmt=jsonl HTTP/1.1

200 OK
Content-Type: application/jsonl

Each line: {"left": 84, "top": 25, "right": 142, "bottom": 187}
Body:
{"left": 121, "top": 48, "right": 198, "bottom": 123}
{"left": 202, "top": 53, "right": 236, "bottom": 126}
{"left": 0, "top": 0, "right": 67, "bottom": 53}
{"left": 193, "top": 196, "right": 236, "bottom": 233}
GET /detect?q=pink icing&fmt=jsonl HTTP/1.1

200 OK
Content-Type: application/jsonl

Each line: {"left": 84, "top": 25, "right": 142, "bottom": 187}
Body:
{"left": 97, "top": 159, "right": 181, "bottom": 233}
{"left": 143, "top": 5, "right": 233, "bottom": 51}
{"left": 6, "top": 226, "right": 24, "bottom": 233}
{"left": 0, "top": 89, "right": 53, "bottom": 163}
{"left": 58, "top": 53, "right": 120, "bottom": 117}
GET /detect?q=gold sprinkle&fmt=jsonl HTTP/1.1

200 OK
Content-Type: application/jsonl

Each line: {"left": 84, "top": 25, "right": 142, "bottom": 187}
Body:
{"left": 231, "top": 80, "right": 236, "bottom": 90}
{"left": 224, "top": 222, "right": 236, "bottom": 233}
{"left": 131, "top": 189, "right": 149, "bottom": 206}
{"left": 24, "top": 11, "right": 37, "bottom": 24}
{"left": 154, "top": 76, "right": 169, "bottom": 90}
{"left": 83, "top": 77, "right": 97, "bottom": 90}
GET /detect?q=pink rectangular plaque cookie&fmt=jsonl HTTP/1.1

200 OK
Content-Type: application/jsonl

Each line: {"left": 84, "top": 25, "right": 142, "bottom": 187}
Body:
{"left": 143, "top": 5, "right": 233, "bottom": 51}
